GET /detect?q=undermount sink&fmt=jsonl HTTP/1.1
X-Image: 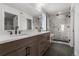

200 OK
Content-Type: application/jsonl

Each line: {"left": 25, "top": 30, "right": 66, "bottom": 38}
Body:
{"left": 17, "top": 33, "right": 28, "bottom": 35}
{"left": 10, "top": 33, "right": 28, "bottom": 37}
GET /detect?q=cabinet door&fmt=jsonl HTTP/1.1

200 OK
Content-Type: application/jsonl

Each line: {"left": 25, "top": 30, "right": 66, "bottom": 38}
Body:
{"left": 29, "top": 40, "right": 38, "bottom": 56}
{"left": 25, "top": 40, "right": 38, "bottom": 56}
{"left": 46, "top": 33, "right": 50, "bottom": 48}
{"left": 38, "top": 35, "right": 45, "bottom": 55}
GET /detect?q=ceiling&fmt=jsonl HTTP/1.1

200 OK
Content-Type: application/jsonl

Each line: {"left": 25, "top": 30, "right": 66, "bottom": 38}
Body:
{"left": 4, "top": 3, "right": 71, "bottom": 17}
{"left": 42, "top": 3, "right": 71, "bottom": 15}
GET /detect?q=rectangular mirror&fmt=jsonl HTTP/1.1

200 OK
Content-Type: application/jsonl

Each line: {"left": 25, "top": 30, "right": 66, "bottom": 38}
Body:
{"left": 4, "top": 12, "right": 18, "bottom": 30}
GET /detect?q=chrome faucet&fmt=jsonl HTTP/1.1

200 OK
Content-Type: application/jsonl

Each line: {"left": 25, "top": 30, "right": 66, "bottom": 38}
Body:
{"left": 8, "top": 31, "right": 12, "bottom": 35}
{"left": 15, "top": 26, "right": 19, "bottom": 34}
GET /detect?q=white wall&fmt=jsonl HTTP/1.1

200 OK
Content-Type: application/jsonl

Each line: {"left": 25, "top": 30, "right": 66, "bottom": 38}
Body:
{"left": 0, "top": 4, "right": 33, "bottom": 31}
{"left": 74, "top": 3, "right": 79, "bottom": 56}
{"left": 0, "top": 5, "right": 4, "bottom": 31}
{"left": 69, "top": 4, "right": 75, "bottom": 47}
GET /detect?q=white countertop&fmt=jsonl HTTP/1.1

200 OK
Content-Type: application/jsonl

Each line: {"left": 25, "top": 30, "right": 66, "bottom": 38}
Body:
{"left": 0, "top": 31, "right": 50, "bottom": 44}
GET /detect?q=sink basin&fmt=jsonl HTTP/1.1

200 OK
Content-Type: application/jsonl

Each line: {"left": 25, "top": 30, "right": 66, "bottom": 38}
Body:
{"left": 10, "top": 33, "right": 28, "bottom": 37}
{"left": 17, "top": 33, "right": 28, "bottom": 36}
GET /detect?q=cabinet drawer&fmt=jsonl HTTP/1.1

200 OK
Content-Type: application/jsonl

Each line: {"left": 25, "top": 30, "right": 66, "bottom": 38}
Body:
{"left": 5, "top": 47, "right": 26, "bottom": 56}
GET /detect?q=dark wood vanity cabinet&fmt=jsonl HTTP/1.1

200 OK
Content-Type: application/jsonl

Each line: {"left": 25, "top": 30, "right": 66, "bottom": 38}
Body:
{"left": 0, "top": 32, "right": 50, "bottom": 56}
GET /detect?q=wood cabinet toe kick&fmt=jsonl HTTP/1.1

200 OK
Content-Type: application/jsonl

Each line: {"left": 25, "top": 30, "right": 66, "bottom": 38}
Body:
{"left": 0, "top": 32, "right": 50, "bottom": 56}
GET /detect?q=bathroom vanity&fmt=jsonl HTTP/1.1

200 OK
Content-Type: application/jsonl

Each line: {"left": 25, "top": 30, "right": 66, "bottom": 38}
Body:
{"left": 0, "top": 31, "right": 50, "bottom": 56}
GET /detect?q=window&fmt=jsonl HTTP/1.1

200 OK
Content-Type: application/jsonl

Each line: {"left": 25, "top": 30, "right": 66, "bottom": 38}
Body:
{"left": 40, "top": 13, "right": 47, "bottom": 31}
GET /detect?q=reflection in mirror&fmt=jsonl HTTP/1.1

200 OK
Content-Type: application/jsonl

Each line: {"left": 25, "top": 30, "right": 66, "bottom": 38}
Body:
{"left": 4, "top": 12, "right": 18, "bottom": 30}
{"left": 27, "top": 19, "right": 32, "bottom": 30}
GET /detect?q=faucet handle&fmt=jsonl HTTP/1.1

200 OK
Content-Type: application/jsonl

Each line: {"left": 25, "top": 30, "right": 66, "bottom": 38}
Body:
{"left": 19, "top": 30, "right": 22, "bottom": 34}
{"left": 19, "top": 31, "right": 21, "bottom": 34}
{"left": 8, "top": 31, "right": 12, "bottom": 35}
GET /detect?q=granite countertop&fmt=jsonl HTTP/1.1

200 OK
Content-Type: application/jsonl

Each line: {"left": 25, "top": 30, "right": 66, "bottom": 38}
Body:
{"left": 0, "top": 31, "right": 50, "bottom": 44}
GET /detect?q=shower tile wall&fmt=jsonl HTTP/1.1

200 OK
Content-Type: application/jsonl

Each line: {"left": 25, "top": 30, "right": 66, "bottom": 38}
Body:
{"left": 49, "top": 13, "right": 70, "bottom": 41}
